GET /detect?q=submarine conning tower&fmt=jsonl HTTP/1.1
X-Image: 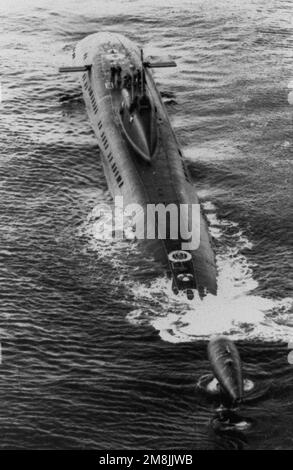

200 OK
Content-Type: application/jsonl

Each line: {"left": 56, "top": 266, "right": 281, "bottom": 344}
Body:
{"left": 107, "top": 48, "right": 165, "bottom": 163}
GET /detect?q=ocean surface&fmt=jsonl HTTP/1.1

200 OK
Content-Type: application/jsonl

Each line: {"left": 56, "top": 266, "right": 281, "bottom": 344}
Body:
{"left": 1, "top": 0, "right": 293, "bottom": 450}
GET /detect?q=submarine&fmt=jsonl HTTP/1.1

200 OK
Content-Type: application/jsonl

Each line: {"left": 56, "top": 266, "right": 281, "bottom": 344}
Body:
{"left": 59, "top": 32, "right": 217, "bottom": 300}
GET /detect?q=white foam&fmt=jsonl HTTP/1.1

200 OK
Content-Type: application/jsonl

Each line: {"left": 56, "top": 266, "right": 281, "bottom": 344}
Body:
{"left": 80, "top": 198, "right": 293, "bottom": 344}
{"left": 78, "top": 200, "right": 139, "bottom": 255}
{"left": 183, "top": 142, "right": 243, "bottom": 162}
{"left": 126, "top": 206, "right": 293, "bottom": 343}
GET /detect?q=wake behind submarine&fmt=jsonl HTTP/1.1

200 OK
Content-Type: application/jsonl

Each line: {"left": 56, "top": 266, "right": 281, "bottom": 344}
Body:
{"left": 59, "top": 32, "right": 217, "bottom": 300}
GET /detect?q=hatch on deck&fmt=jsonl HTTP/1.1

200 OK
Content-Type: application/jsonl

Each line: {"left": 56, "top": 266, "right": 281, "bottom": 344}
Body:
{"left": 108, "top": 49, "right": 177, "bottom": 163}
{"left": 119, "top": 88, "right": 157, "bottom": 162}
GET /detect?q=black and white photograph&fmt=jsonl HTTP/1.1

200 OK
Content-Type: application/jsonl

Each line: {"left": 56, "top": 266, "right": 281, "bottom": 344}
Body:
{"left": 1, "top": 0, "right": 293, "bottom": 455}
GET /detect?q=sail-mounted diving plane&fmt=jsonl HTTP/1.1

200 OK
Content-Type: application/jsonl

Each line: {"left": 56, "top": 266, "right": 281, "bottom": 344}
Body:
{"left": 59, "top": 32, "right": 217, "bottom": 300}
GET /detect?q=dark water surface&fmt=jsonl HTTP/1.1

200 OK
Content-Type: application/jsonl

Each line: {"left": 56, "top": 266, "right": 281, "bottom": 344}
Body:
{"left": 0, "top": 0, "right": 293, "bottom": 449}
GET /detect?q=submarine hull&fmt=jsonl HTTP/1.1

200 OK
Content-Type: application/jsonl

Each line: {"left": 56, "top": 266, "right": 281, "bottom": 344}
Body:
{"left": 72, "top": 32, "right": 217, "bottom": 298}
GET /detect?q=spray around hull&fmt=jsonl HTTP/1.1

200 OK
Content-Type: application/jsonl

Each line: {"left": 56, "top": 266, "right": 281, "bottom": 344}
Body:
{"left": 208, "top": 336, "right": 243, "bottom": 403}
